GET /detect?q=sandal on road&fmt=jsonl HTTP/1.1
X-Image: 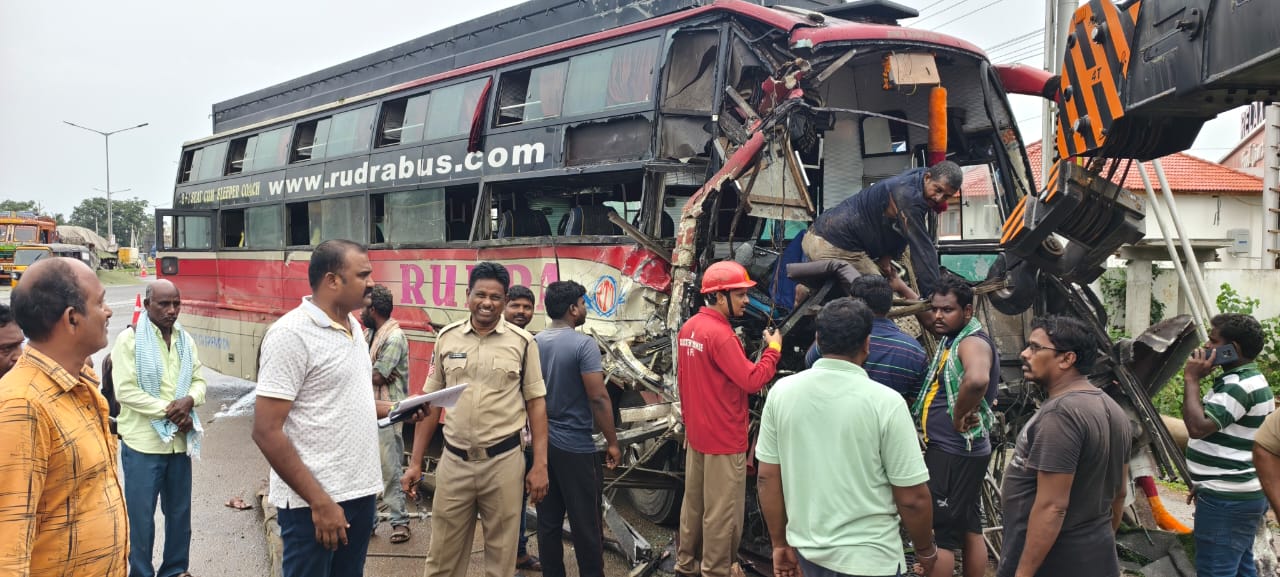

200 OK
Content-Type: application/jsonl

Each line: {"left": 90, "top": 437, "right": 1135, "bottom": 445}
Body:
{"left": 390, "top": 525, "right": 411, "bottom": 544}
{"left": 516, "top": 554, "right": 542, "bottom": 571}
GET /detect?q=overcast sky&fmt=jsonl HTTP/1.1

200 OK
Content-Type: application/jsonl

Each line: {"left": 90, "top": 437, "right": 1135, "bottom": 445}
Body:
{"left": 0, "top": 0, "right": 1245, "bottom": 220}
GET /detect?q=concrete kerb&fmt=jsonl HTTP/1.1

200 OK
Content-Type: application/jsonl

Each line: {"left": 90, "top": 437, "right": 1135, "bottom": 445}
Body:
{"left": 258, "top": 485, "right": 284, "bottom": 577}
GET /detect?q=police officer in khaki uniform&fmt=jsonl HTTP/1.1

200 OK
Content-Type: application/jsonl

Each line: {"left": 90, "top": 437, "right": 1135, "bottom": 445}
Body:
{"left": 402, "top": 262, "right": 549, "bottom": 577}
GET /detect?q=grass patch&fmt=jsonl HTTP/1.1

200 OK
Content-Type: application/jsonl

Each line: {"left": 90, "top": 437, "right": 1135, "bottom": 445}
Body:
{"left": 1156, "top": 478, "right": 1189, "bottom": 494}
{"left": 97, "top": 269, "right": 143, "bottom": 286}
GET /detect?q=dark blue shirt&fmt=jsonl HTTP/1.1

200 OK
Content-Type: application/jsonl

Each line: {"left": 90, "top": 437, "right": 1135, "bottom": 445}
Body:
{"left": 810, "top": 168, "right": 941, "bottom": 296}
{"left": 534, "top": 326, "right": 604, "bottom": 453}
{"left": 805, "top": 317, "right": 928, "bottom": 400}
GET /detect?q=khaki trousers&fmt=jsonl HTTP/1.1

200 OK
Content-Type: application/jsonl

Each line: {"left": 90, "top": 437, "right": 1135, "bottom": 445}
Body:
{"left": 675, "top": 449, "right": 747, "bottom": 577}
{"left": 422, "top": 446, "right": 523, "bottom": 577}
{"left": 800, "top": 231, "right": 882, "bottom": 276}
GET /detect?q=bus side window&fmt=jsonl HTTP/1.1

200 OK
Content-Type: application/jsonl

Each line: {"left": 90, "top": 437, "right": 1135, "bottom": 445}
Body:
{"left": 221, "top": 210, "right": 246, "bottom": 248}
{"left": 445, "top": 185, "right": 479, "bottom": 242}
{"left": 371, "top": 188, "right": 447, "bottom": 244}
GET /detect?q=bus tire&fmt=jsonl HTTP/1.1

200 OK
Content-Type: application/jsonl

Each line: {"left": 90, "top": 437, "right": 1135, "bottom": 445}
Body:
{"left": 987, "top": 254, "right": 1037, "bottom": 315}
{"left": 626, "top": 439, "right": 683, "bottom": 525}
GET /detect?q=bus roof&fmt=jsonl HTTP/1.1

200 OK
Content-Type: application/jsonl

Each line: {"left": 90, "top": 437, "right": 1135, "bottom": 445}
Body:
{"left": 208, "top": 0, "right": 981, "bottom": 136}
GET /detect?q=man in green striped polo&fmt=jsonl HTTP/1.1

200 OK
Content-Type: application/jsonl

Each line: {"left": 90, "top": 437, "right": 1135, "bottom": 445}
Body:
{"left": 1181, "top": 313, "right": 1275, "bottom": 577}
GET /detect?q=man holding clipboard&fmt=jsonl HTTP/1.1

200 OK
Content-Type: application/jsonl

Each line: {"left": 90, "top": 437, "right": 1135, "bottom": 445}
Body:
{"left": 401, "top": 262, "right": 550, "bottom": 577}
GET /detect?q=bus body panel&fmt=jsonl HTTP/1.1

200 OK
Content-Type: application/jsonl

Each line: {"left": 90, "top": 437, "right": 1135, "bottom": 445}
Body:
{"left": 160, "top": 243, "right": 669, "bottom": 387}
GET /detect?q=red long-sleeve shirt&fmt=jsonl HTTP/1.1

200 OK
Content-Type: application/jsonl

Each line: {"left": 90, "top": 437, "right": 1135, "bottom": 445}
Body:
{"left": 677, "top": 307, "right": 781, "bottom": 454}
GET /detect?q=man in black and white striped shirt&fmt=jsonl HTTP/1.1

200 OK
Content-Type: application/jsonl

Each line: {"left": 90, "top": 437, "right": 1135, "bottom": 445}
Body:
{"left": 1181, "top": 313, "right": 1275, "bottom": 577}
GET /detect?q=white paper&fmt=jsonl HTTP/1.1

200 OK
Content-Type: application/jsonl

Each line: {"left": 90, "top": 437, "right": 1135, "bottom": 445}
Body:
{"left": 378, "top": 383, "right": 468, "bottom": 428}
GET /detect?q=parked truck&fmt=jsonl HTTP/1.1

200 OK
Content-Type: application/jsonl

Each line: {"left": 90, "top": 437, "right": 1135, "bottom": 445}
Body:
{"left": 55, "top": 225, "right": 119, "bottom": 270}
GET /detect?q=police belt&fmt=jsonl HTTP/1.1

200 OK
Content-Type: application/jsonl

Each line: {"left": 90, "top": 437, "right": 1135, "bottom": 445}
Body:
{"left": 444, "top": 432, "right": 521, "bottom": 462}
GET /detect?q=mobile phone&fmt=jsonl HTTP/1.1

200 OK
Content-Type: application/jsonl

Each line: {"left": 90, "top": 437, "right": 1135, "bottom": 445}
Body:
{"left": 1207, "top": 344, "right": 1240, "bottom": 366}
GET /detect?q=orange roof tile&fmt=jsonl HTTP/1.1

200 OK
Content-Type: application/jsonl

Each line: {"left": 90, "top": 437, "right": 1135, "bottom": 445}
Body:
{"left": 962, "top": 141, "right": 1262, "bottom": 198}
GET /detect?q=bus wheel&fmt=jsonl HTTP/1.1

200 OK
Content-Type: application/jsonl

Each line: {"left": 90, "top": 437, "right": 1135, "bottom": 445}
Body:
{"left": 987, "top": 254, "right": 1038, "bottom": 315}
{"left": 626, "top": 439, "right": 683, "bottom": 525}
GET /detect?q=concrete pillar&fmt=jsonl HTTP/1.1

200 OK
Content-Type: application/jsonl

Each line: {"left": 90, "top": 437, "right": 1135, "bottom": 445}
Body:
{"left": 1126, "top": 258, "right": 1153, "bottom": 336}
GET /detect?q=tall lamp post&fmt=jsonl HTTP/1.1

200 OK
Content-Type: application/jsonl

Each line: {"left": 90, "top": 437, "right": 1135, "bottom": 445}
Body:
{"left": 64, "top": 120, "right": 148, "bottom": 245}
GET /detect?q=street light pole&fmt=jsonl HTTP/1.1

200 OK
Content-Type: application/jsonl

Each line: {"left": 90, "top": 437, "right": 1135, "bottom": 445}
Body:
{"left": 63, "top": 120, "right": 148, "bottom": 245}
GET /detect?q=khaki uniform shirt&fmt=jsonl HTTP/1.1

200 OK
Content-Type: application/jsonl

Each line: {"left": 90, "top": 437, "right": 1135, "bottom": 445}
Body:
{"left": 425, "top": 318, "right": 545, "bottom": 451}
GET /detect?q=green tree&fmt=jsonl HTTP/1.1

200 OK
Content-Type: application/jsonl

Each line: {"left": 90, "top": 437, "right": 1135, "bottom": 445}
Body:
{"left": 0, "top": 200, "right": 64, "bottom": 224}
{"left": 69, "top": 197, "right": 154, "bottom": 247}
{"left": 0, "top": 200, "right": 39, "bottom": 213}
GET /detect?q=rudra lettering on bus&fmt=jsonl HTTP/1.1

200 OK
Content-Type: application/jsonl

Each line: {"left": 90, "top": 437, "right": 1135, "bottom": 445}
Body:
{"left": 322, "top": 144, "right": 547, "bottom": 190}
{"left": 399, "top": 261, "right": 560, "bottom": 308}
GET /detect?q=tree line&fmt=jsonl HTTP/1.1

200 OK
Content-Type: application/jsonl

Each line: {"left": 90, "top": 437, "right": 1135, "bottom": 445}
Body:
{"left": 0, "top": 198, "right": 155, "bottom": 248}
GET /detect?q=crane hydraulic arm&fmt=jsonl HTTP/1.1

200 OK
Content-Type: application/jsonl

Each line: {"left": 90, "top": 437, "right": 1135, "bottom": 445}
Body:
{"left": 993, "top": 0, "right": 1280, "bottom": 288}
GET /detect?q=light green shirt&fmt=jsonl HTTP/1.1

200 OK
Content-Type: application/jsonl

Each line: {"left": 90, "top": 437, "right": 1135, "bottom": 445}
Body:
{"left": 110, "top": 323, "right": 207, "bottom": 454}
{"left": 755, "top": 358, "right": 929, "bottom": 575}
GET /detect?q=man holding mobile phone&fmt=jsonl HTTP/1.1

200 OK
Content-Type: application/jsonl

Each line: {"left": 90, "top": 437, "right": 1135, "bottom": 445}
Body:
{"left": 1181, "top": 313, "right": 1274, "bottom": 577}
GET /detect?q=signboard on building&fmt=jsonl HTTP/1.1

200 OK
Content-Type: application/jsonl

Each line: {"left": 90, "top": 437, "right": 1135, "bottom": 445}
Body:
{"left": 1242, "top": 101, "right": 1269, "bottom": 139}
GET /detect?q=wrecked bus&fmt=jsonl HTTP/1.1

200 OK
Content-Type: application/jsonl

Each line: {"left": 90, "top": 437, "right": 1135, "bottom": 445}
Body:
{"left": 157, "top": 0, "right": 1194, "bottom": 566}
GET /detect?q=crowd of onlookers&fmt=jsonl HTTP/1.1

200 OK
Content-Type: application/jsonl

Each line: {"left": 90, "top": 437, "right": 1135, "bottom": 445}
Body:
{"left": 2, "top": 246, "right": 1280, "bottom": 577}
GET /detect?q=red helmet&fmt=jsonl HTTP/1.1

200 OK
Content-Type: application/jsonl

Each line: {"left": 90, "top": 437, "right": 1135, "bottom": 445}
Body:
{"left": 700, "top": 261, "right": 756, "bottom": 294}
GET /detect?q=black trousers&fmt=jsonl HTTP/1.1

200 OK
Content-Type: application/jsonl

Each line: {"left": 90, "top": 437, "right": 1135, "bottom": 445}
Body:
{"left": 536, "top": 444, "right": 605, "bottom": 577}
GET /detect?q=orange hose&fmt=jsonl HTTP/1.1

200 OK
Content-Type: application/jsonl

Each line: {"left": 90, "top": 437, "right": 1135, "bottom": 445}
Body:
{"left": 1148, "top": 495, "right": 1192, "bottom": 534}
{"left": 1137, "top": 476, "right": 1191, "bottom": 533}
{"left": 928, "top": 86, "right": 947, "bottom": 166}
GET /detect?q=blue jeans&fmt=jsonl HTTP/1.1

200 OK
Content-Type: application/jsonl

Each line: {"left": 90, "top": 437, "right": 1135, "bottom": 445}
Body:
{"left": 797, "top": 551, "right": 901, "bottom": 577}
{"left": 379, "top": 425, "right": 409, "bottom": 527}
{"left": 121, "top": 442, "right": 192, "bottom": 577}
{"left": 1193, "top": 492, "right": 1268, "bottom": 577}
{"left": 278, "top": 494, "right": 377, "bottom": 577}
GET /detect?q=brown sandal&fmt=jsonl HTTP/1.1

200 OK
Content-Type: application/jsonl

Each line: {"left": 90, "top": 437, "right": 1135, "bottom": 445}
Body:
{"left": 390, "top": 524, "right": 411, "bottom": 544}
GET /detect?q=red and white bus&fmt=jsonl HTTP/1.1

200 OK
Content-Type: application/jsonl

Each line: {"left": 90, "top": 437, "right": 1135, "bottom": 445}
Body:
{"left": 157, "top": 0, "right": 1038, "bottom": 391}
{"left": 156, "top": 1, "right": 1209, "bottom": 559}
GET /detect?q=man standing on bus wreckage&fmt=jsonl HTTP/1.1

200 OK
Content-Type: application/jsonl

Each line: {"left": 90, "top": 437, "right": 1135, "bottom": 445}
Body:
{"left": 801, "top": 161, "right": 963, "bottom": 299}
{"left": 675, "top": 260, "right": 782, "bottom": 577}
{"left": 402, "top": 262, "right": 550, "bottom": 577}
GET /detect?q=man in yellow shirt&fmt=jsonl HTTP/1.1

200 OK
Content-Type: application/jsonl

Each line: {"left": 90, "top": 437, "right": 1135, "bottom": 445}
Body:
{"left": 0, "top": 257, "right": 127, "bottom": 577}
{"left": 112, "top": 279, "right": 207, "bottom": 577}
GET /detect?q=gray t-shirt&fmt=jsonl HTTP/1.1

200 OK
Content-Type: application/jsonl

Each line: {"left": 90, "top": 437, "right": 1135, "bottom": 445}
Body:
{"left": 535, "top": 327, "right": 603, "bottom": 453}
{"left": 998, "top": 389, "right": 1131, "bottom": 577}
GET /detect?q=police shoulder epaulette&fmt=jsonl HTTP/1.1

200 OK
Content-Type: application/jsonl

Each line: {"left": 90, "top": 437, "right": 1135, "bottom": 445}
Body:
{"left": 436, "top": 319, "right": 468, "bottom": 337}
{"left": 506, "top": 322, "right": 535, "bottom": 344}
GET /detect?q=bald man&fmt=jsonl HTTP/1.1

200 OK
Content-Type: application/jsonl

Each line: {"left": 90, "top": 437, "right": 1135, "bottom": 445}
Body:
{"left": 0, "top": 257, "right": 127, "bottom": 576}
{"left": 112, "top": 279, "right": 207, "bottom": 577}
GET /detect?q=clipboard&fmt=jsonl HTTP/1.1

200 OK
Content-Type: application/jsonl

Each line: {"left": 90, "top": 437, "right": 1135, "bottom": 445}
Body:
{"left": 377, "top": 383, "right": 469, "bottom": 428}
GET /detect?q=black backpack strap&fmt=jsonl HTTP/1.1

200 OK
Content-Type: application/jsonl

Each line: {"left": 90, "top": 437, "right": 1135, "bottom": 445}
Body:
{"left": 519, "top": 335, "right": 531, "bottom": 391}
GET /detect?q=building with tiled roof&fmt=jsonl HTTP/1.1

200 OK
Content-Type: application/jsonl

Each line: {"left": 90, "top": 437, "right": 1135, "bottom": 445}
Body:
{"left": 960, "top": 141, "right": 1265, "bottom": 270}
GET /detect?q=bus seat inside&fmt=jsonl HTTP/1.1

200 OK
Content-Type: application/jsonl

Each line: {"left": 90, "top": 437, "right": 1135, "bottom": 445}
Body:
{"left": 560, "top": 205, "right": 623, "bottom": 236}
{"left": 497, "top": 209, "right": 552, "bottom": 238}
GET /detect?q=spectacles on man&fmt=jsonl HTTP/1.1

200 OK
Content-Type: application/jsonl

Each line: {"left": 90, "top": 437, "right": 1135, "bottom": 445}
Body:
{"left": 1025, "top": 341, "right": 1065, "bottom": 354}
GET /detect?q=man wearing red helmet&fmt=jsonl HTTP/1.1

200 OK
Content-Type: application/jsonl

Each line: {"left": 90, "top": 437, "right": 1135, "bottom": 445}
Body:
{"left": 674, "top": 260, "right": 782, "bottom": 577}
